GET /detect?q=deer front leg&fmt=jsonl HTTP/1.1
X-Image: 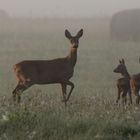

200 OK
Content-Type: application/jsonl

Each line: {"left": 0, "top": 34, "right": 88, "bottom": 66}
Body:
{"left": 61, "top": 83, "right": 67, "bottom": 106}
{"left": 128, "top": 89, "right": 132, "bottom": 105}
{"left": 121, "top": 89, "right": 127, "bottom": 105}
{"left": 65, "top": 81, "right": 74, "bottom": 102}
{"left": 116, "top": 86, "right": 121, "bottom": 104}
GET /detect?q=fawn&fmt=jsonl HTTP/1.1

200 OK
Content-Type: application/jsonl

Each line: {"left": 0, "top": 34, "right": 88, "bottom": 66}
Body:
{"left": 12, "top": 29, "right": 83, "bottom": 105}
{"left": 130, "top": 61, "right": 140, "bottom": 104}
{"left": 113, "top": 59, "right": 132, "bottom": 104}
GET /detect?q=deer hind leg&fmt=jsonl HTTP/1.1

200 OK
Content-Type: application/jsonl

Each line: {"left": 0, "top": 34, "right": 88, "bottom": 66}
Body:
{"left": 136, "top": 95, "right": 140, "bottom": 104}
{"left": 12, "top": 82, "right": 23, "bottom": 102}
{"left": 61, "top": 83, "right": 67, "bottom": 106}
{"left": 12, "top": 86, "right": 18, "bottom": 102}
{"left": 135, "top": 89, "right": 140, "bottom": 105}
{"left": 132, "top": 86, "right": 139, "bottom": 105}
{"left": 12, "top": 81, "right": 32, "bottom": 103}
{"left": 65, "top": 81, "right": 74, "bottom": 102}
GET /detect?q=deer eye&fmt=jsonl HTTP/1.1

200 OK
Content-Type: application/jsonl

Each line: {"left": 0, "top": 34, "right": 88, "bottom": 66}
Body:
{"left": 70, "top": 39, "right": 74, "bottom": 43}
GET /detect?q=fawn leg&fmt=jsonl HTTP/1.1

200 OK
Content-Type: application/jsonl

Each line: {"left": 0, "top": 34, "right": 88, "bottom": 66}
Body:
{"left": 136, "top": 90, "right": 140, "bottom": 105}
{"left": 121, "top": 89, "right": 127, "bottom": 105}
{"left": 12, "top": 85, "right": 18, "bottom": 102}
{"left": 116, "top": 87, "right": 121, "bottom": 104}
{"left": 128, "top": 89, "right": 132, "bottom": 104}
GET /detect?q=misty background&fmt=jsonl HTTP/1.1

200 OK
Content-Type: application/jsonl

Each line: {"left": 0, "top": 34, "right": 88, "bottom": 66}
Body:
{"left": 0, "top": 0, "right": 140, "bottom": 17}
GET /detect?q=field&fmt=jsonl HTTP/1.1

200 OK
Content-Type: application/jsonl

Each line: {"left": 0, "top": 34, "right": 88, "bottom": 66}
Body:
{"left": 0, "top": 18, "right": 140, "bottom": 140}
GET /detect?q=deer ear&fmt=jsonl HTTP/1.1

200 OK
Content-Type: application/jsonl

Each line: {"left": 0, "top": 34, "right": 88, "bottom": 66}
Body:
{"left": 76, "top": 29, "right": 83, "bottom": 38}
{"left": 65, "top": 29, "right": 72, "bottom": 39}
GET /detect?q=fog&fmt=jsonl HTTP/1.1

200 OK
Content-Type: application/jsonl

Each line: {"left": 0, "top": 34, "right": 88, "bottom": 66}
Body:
{"left": 0, "top": 0, "right": 140, "bottom": 17}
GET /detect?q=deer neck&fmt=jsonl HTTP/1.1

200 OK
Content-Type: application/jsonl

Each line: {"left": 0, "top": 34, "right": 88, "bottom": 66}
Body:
{"left": 121, "top": 70, "right": 130, "bottom": 79}
{"left": 67, "top": 47, "right": 77, "bottom": 67}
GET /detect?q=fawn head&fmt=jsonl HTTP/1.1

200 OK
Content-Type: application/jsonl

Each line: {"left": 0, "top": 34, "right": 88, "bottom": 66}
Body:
{"left": 113, "top": 59, "right": 127, "bottom": 74}
{"left": 65, "top": 29, "right": 83, "bottom": 48}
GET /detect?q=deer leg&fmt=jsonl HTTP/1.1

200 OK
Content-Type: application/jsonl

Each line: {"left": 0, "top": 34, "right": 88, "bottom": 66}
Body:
{"left": 12, "top": 82, "right": 23, "bottom": 102}
{"left": 137, "top": 95, "right": 140, "bottom": 104}
{"left": 131, "top": 85, "right": 139, "bottom": 104}
{"left": 121, "top": 89, "right": 127, "bottom": 105}
{"left": 116, "top": 87, "right": 121, "bottom": 104}
{"left": 12, "top": 87, "right": 17, "bottom": 102}
{"left": 61, "top": 83, "right": 67, "bottom": 106}
{"left": 128, "top": 89, "right": 132, "bottom": 105}
{"left": 136, "top": 95, "right": 139, "bottom": 105}
{"left": 65, "top": 81, "right": 74, "bottom": 102}
{"left": 135, "top": 90, "right": 140, "bottom": 105}
{"left": 12, "top": 82, "right": 32, "bottom": 103}
{"left": 133, "top": 88, "right": 139, "bottom": 105}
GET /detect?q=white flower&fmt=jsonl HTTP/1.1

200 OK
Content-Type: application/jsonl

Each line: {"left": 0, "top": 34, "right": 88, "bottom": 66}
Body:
{"left": 2, "top": 114, "right": 9, "bottom": 121}
{"left": 95, "top": 134, "right": 103, "bottom": 138}
{"left": 126, "top": 115, "right": 132, "bottom": 120}
{"left": 138, "top": 121, "right": 140, "bottom": 125}
{"left": 28, "top": 131, "right": 36, "bottom": 139}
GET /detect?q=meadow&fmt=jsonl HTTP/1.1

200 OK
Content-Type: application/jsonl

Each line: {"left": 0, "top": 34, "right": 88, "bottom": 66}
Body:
{"left": 0, "top": 17, "right": 140, "bottom": 140}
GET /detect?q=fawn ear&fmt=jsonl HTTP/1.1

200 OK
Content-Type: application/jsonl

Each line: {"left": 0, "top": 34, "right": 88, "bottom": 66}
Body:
{"left": 76, "top": 29, "right": 83, "bottom": 38}
{"left": 122, "top": 59, "right": 125, "bottom": 64}
{"left": 65, "top": 29, "right": 72, "bottom": 39}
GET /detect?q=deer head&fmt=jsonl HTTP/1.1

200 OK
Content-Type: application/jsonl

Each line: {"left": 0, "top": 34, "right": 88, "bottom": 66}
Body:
{"left": 113, "top": 59, "right": 127, "bottom": 74}
{"left": 65, "top": 29, "right": 83, "bottom": 48}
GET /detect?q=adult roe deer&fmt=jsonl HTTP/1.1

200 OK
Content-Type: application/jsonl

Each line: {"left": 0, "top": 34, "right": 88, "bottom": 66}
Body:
{"left": 12, "top": 29, "right": 83, "bottom": 104}
{"left": 113, "top": 59, "right": 132, "bottom": 104}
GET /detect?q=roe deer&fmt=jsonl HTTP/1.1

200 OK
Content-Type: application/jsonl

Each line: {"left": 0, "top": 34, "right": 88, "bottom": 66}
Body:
{"left": 113, "top": 59, "right": 132, "bottom": 104}
{"left": 130, "top": 58, "right": 140, "bottom": 104}
{"left": 12, "top": 29, "right": 83, "bottom": 104}
{"left": 130, "top": 75, "right": 140, "bottom": 104}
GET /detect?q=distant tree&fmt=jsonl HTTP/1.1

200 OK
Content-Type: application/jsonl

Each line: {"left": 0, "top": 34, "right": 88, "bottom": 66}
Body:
{"left": 110, "top": 9, "right": 140, "bottom": 41}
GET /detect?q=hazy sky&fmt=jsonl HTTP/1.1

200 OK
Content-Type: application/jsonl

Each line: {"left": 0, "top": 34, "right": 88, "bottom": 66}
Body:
{"left": 0, "top": 0, "right": 140, "bottom": 17}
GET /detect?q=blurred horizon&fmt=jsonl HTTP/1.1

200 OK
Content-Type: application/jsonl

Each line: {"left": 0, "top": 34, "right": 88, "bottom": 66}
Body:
{"left": 0, "top": 0, "right": 140, "bottom": 18}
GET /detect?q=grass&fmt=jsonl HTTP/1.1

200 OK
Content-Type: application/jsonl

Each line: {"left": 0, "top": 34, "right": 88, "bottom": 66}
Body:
{"left": 0, "top": 17, "right": 140, "bottom": 140}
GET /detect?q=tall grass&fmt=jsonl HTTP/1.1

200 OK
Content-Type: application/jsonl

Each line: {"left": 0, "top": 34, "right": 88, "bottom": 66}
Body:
{"left": 0, "top": 18, "right": 140, "bottom": 140}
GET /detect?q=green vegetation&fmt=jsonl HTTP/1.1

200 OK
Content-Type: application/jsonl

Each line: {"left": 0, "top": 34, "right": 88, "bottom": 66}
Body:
{"left": 0, "top": 18, "right": 140, "bottom": 140}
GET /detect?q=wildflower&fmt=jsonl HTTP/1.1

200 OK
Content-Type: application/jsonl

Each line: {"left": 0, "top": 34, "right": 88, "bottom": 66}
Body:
{"left": 126, "top": 115, "right": 132, "bottom": 120}
{"left": 2, "top": 114, "right": 9, "bottom": 121}
{"left": 28, "top": 131, "right": 36, "bottom": 139}
{"left": 138, "top": 121, "right": 140, "bottom": 125}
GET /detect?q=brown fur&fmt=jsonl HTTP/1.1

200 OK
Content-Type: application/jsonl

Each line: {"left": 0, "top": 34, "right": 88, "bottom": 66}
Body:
{"left": 113, "top": 59, "right": 132, "bottom": 104}
{"left": 12, "top": 29, "right": 83, "bottom": 104}
{"left": 130, "top": 73, "right": 140, "bottom": 104}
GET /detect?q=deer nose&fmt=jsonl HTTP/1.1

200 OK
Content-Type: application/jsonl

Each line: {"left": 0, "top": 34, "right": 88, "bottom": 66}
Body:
{"left": 73, "top": 45, "right": 78, "bottom": 48}
{"left": 74, "top": 43, "right": 78, "bottom": 48}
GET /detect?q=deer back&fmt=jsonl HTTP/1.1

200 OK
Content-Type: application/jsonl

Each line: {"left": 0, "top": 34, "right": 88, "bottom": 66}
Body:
{"left": 14, "top": 58, "right": 74, "bottom": 84}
